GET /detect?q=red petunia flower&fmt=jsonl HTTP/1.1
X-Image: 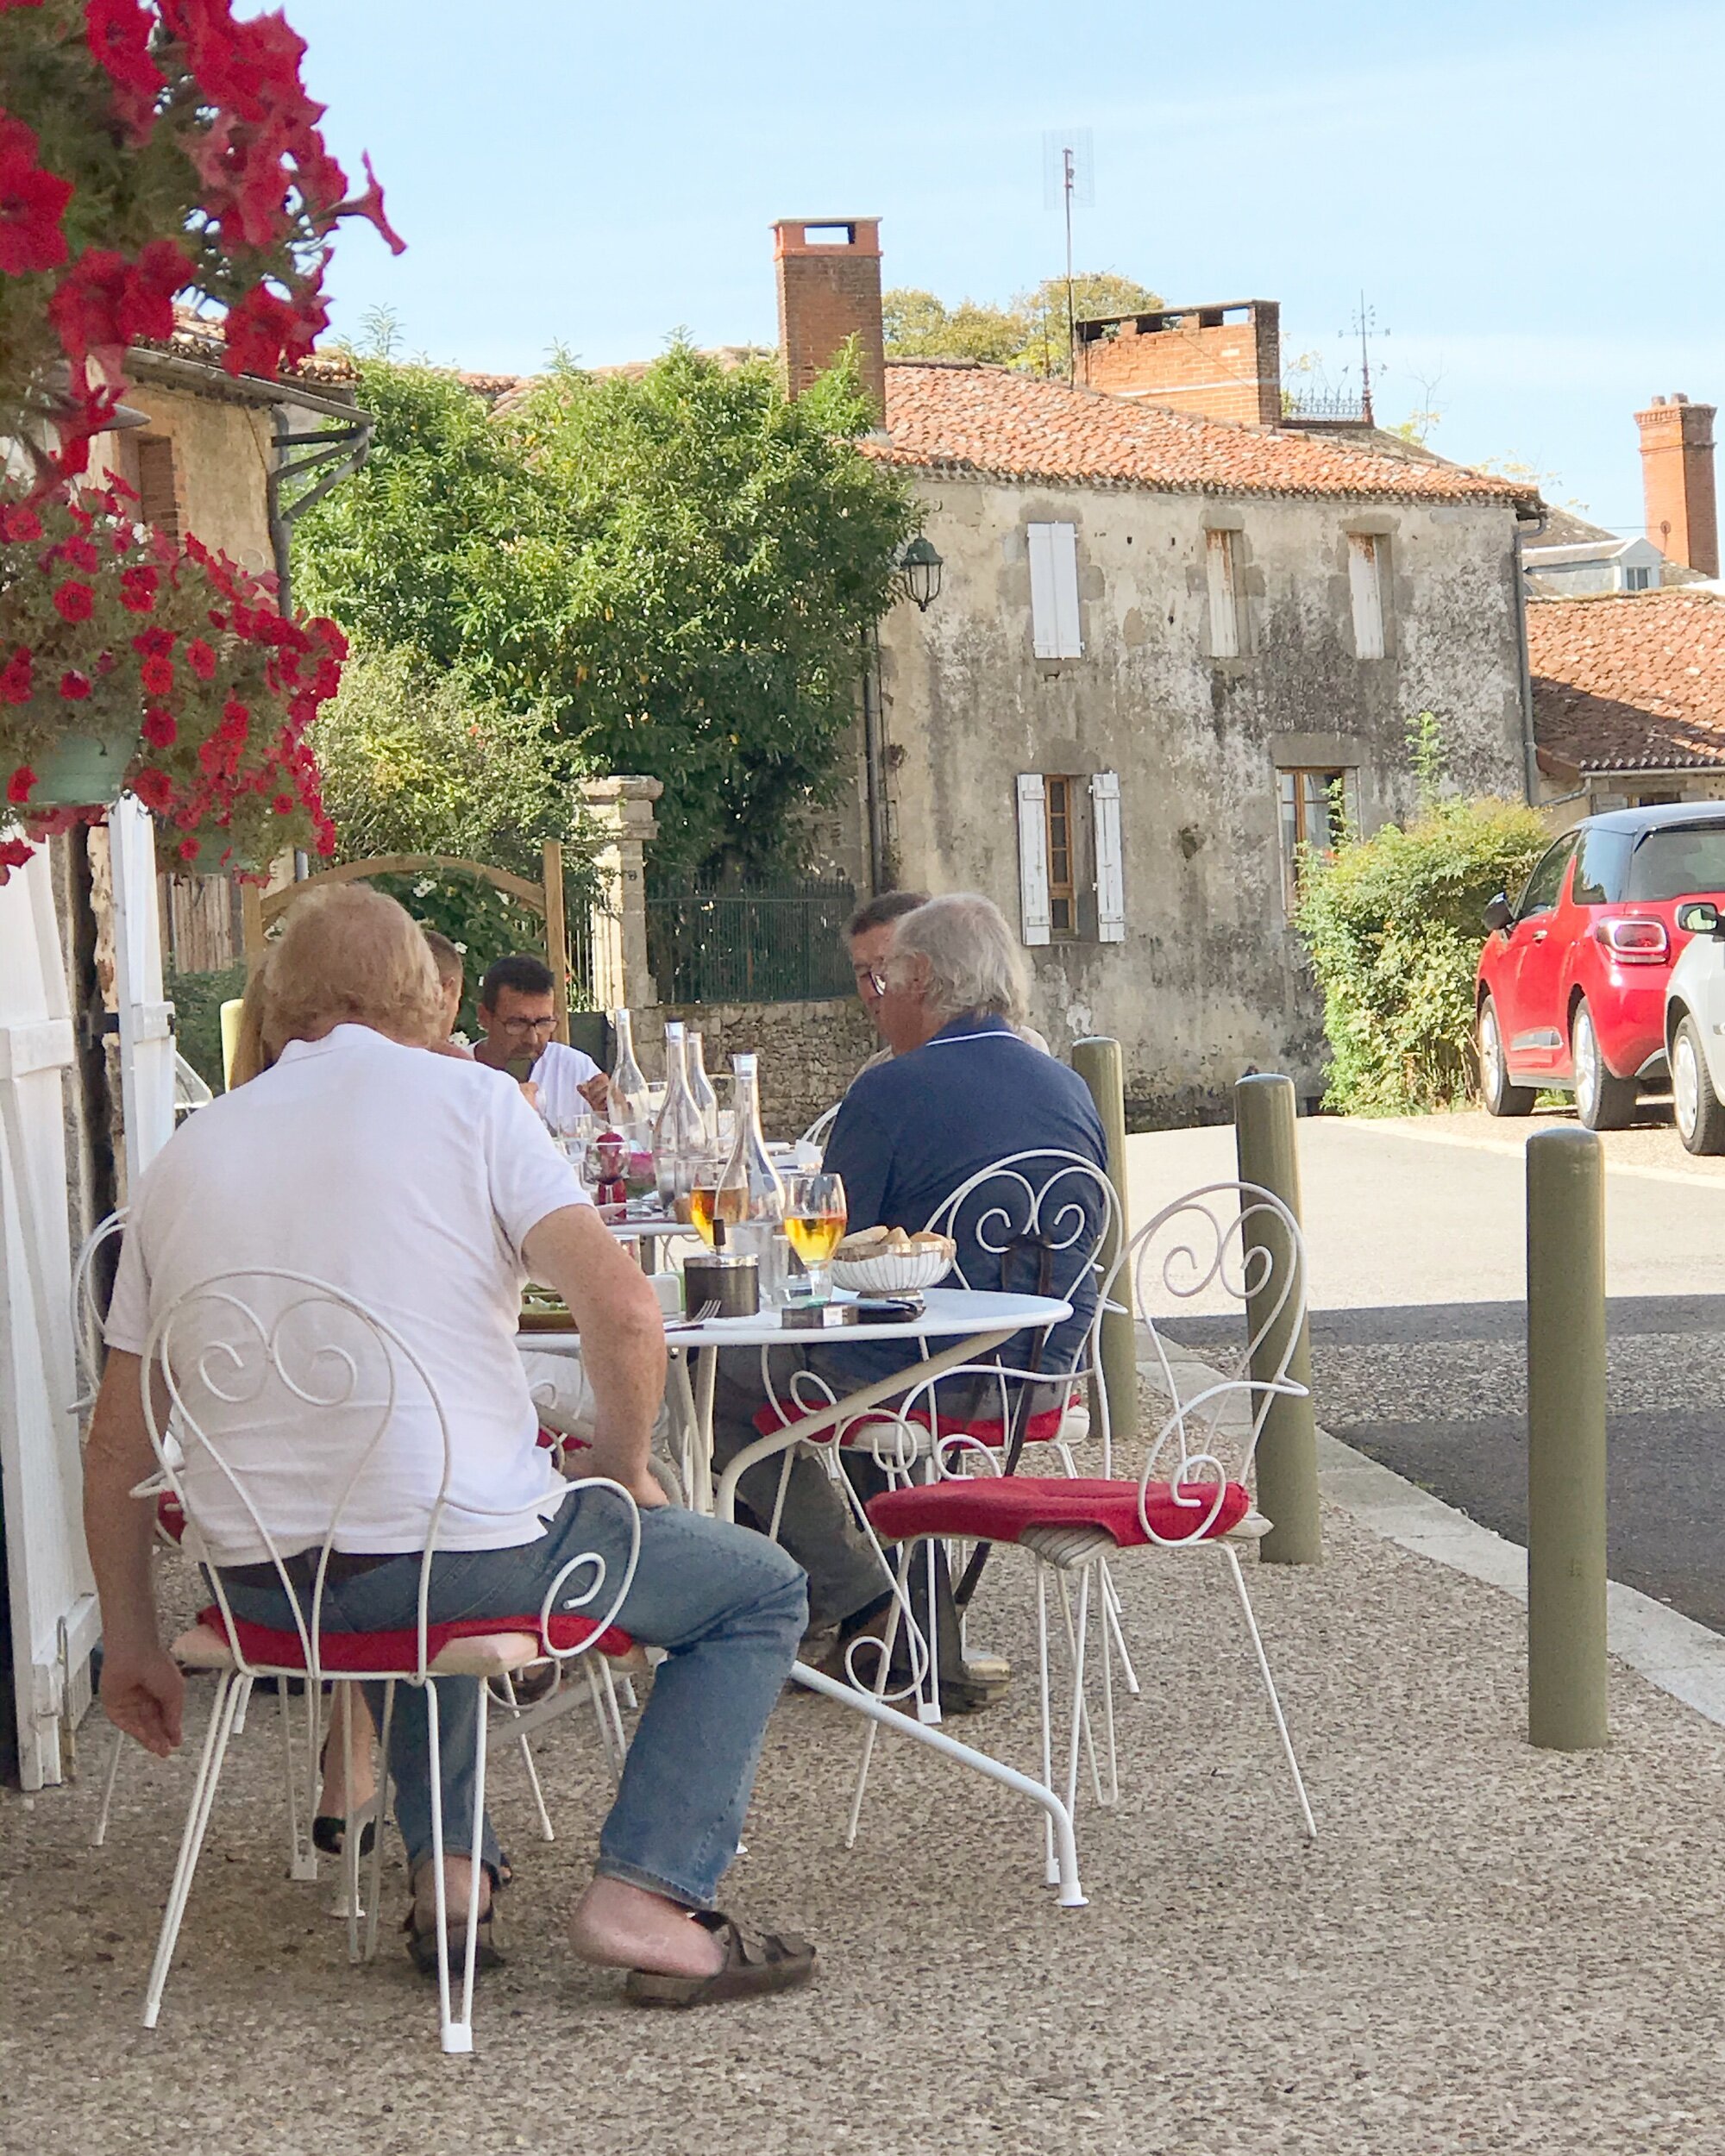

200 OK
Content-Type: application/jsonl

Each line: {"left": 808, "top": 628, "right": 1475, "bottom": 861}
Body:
{"left": 218, "top": 699, "right": 250, "bottom": 742}
{"left": 0, "top": 116, "right": 72, "bottom": 277}
{"left": 139, "top": 655, "right": 173, "bottom": 695}
{"left": 85, "top": 0, "right": 166, "bottom": 141}
{"left": 335, "top": 151, "right": 406, "bottom": 255}
{"left": 47, "top": 241, "right": 186, "bottom": 369}
{"left": 271, "top": 793, "right": 293, "bottom": 815}
{"left": 132, "top": 625, "right": 174, "bottom": 660}
{"left": 177, "top": 837, "right": 199, "bottom": 862}
{"left": 185, "top": 637, "right": 216, "bottom": 680}
{"left": 222, "top": 281, "right": 299, "bottom": 379}
{"left": 0, "top": 504, "right": 42, "bottom": 542}
{"left": 55, "top": 535, "right": 100, "bottom": 573}
{"left": 0, "top": 648, "right": 32, "bottom": 704}
{"left": 130, "top": 767, "right": 173, "bottom": 814}
{"left": 60, "top": 670, "right": 92, "bottom": 700}
{"left": 6, "top": 765, "right": 35, "bottom": 805}
{"left": 315, "top": 820, "right": 337, "bottom": 857}
{"left": 141, "top": 708, "right": 176, "bottom": 749}
{"left": 119, "top": 566, "right": 158, "bottom": 613}
{"left": 53, "top": 579, "right": 95, "bottom": 623}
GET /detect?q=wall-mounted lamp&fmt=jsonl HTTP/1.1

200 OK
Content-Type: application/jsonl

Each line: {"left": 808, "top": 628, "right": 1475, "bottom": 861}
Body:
{"left": 895, "top": 533, "right": 944, "bottom": 611}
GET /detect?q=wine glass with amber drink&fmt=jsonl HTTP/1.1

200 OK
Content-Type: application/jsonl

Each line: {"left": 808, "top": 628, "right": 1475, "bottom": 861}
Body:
{"left": 782, "top": 1172, "right": 847, "bottom": 1306}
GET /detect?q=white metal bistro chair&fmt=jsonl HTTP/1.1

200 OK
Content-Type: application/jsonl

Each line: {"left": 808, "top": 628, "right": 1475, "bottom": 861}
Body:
{"left": 864, "top": 1181, "right": 1317, "bottom": 1885}
{"left": 135, "top": 1267, "right": 640, "bottom": 2055}
{"left": 798, "top": 1100, "right": 842, "bottom": 1153}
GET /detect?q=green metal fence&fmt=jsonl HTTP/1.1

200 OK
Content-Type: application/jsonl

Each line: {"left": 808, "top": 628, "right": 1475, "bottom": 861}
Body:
{"left": 647, "top": 881, "right": 856, "bottom": 1005}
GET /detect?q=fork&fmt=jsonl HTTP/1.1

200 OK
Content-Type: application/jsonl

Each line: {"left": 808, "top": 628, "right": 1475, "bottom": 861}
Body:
{"left": 665, "top": 1300, "right": 723, "bottom": 1332}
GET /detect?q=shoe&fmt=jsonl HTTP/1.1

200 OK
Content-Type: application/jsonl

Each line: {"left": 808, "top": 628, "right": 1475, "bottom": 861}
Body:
{"left": 315, "top": 1730, "right": 377, "bottom": 1859}
{"left": 623, "top": 1912, "right": 814, "bottom": 2008}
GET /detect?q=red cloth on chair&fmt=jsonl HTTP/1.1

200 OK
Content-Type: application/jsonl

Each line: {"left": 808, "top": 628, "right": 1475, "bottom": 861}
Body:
{"left": 866, "top": 1475, "right": 1252, "bottom": 1549}
{"left": 156, "top": 1492, "right": 186, "bottom": 1544}
{"left": 195, "top": 1604, "right": 634, "bottom": 1671}
{"left": 750, "top": 1390, "right": 1082, "bottom": 1449}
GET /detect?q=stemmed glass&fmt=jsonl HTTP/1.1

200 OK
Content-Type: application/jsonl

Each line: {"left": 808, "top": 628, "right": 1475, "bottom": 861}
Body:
{"left": 782, "top": 1172, "right": 847, "bottom": 1306}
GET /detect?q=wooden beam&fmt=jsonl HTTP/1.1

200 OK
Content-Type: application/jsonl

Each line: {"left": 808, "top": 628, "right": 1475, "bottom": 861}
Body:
{"left": 257, "top": 853, "right": 547, "bottom": 928}
{"left": 543, "top": 839, "right": 568, "bottom": 1044}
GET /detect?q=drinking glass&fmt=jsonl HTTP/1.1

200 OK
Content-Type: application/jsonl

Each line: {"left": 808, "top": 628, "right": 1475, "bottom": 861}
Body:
{"left": 782, "top": 1172, "right": 847, "bottom": 1305}
{"left": 687, "top": 1150, "right": 726, "bottom": 1247}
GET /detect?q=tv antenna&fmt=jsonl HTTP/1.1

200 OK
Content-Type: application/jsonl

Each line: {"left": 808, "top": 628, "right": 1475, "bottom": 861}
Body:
{"left": 1339, "top": 291, "right": 1389, "bottom": 426}
{"left": 1043, "top": 128, "right": 1095, "bottom": 379}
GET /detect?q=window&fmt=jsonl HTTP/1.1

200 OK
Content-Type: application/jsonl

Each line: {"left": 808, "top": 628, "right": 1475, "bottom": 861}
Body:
{"left": 1277, "top": 767, "right": 1355, "bottom": 910}
{"left": 1027, "top": 522, "right": 1082, "bottom": 658}
{"left": 1347, "top": 532, "right": 1388, "bottom": 659}
{"left": 135, "top": 435, "right": 180, "bottom": 544}
{"left": 1625, "top": 825, "right": 1725, "bottom": 902}
{"left": 1206, "top": 529, "right": 1241, "bottom": 657}
{"left": 1571, "top": 828, "right": 1633, "bottom": 906}
{"left": 1016, "top": 770, "right": 1126, "bottom": 946}
{"left": 1044, "top": 776, "right": 1076, "bottom": 936}
{"left": 1623, "top": 564, "right": 1654, "bottom": 592}
{"left": 1515, "top": 836, "right": 1577, "bottom": 920}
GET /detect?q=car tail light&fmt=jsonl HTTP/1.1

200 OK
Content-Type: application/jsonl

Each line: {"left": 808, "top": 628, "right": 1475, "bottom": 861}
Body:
{"left": 1594, "top": 918, "right": 1670, "bottom": 963}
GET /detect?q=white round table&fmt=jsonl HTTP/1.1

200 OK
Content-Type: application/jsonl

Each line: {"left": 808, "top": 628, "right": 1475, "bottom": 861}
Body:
{"left": 525, "top": 1286, "right": 1072, "bottom": 1514}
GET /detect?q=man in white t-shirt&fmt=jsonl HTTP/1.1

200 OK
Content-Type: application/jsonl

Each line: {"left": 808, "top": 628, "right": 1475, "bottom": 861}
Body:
{"left": 471, "top": 952, "right": 607, "bottom": 1127}
{"left": 85, "top": 886, "right": 812, "bottom": 2003}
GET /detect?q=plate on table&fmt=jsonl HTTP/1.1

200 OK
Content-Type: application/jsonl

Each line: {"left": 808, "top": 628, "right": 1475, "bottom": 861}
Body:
{"left": 519, "top": 1289, "right": 572, "bottom": 1332}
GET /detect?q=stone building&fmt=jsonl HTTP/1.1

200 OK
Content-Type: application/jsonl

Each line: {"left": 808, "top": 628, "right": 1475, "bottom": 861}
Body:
{"left": 773, "top": 222, "right": 1543, "bottom": 1120}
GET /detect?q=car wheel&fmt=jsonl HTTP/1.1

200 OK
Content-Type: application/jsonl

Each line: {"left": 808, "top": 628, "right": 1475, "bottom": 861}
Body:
{"left": 1672, "top": 1014, "right": 1725, "bottom": 1154}
{"left": 1572, "top": 1000, "right": 1638, "bottom": 1131}
{"left": 1477, "top": 994, "right": 1535, "bottom": 1117}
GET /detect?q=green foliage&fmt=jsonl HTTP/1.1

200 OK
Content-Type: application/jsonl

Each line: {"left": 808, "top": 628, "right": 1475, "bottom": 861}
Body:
{"left": 1296, "top": 793, "right": 1550, "bottom": 1116}
{"left": 883, "top": 273, "right": 1162, "bottom": 378}
{"left": 166, "top": 962, "right": 246, "bottom": 1092}
{"left": 293, "top": 342, "right": 918, "bottom": 882}
{"left": 311, "top": 645, "right": 585, "bottom": 877}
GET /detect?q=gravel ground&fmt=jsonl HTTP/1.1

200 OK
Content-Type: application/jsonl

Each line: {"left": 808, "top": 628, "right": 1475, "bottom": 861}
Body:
{"left": 9, "top": 1438, "right": 1725, "bottom": 2154}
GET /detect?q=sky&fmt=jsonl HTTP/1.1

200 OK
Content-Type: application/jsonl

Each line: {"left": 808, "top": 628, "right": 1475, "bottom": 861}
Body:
{"left": 284, "top": 0, "right": 1725, "bottom": 530}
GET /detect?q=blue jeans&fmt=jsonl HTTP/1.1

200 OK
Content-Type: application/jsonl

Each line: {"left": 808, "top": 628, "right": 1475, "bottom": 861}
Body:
{"left": 221, "top": 1489, "right": 807, "bottom": 1910}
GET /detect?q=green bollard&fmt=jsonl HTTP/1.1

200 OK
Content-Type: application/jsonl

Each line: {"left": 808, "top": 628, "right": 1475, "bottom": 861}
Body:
{"left": 1070, "top": 1037, "right": 1135, "bottom": 1464}
{"left": 1527, "top": 1125, "right": 1609, "bottom": 1750}
{"left": 1233, "top": 1075, "right": 1322, "bottom": 1565}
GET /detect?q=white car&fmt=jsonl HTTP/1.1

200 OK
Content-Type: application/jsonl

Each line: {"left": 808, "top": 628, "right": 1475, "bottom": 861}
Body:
{"left": 1664, "top": 904, "right": 1725, "bottom": 1152}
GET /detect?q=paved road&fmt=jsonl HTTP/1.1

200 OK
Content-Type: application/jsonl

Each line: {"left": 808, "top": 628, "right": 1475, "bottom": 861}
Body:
{"left": 1126, "top": 1107, "right": 1725, "bottom": 1631}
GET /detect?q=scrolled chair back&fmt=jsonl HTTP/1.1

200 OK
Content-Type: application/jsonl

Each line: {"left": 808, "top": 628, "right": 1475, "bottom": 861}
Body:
{"left": 69, "top": 1206, "right": 129, "bottom": 1420}
{"left": 141, "top": 1268, "right": 638, "bottom": 1684}
{"left": 1127, "top": 1181, "right": 1309, "bottom": 1542}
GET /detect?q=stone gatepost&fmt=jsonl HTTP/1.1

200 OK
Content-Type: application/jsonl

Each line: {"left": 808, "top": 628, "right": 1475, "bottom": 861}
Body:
{"left": 581, "top": 774, "right": 662, "bottom": 1010}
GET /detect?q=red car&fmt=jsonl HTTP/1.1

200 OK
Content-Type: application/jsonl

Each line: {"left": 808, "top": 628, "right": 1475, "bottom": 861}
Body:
{"left": 1476, "top": 805, "right": 1725, "bottom": 1130}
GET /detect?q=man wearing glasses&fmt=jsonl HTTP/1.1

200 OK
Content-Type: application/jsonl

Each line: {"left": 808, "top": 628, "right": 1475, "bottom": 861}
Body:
{"left": 472, "top": 953, "right": 608, "bottom": 1126}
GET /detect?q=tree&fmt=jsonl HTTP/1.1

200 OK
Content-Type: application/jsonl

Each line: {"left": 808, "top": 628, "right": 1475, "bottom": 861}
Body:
{"left": 293, "top": 342, "right": 919, "bottom": 881}
{"left": 882, "top": 271, "right": 1162, "bottom": 378}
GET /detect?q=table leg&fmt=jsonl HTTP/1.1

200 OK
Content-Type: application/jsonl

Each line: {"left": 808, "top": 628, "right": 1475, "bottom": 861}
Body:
{"left": 665, "top": 1351, "right": 704, "bottom": 1514}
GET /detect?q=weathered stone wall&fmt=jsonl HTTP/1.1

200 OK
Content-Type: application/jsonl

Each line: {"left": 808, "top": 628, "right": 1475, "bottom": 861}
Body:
{"left": 634, "top": 996, "right": 876, "bottom": 1142}
{"left": 872, "top": 475, "right": 1529, "bottom": 1124}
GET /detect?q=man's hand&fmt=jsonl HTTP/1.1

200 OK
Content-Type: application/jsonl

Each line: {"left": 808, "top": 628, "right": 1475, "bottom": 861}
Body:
{"left": 100, "top": 1643, "right": 185, "bottom": 1758}
{"left": 579, "top": 1074, "right": 611, "bottom": 1116}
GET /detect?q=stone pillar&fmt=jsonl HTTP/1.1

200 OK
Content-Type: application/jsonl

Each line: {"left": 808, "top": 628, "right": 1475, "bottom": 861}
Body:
{"left": 581, "top": 775, "right": 662, "bottom": 1010}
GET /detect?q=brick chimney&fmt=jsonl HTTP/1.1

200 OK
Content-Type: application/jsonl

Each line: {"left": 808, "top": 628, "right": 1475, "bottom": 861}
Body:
{"left": 1076, "top": 299, "right": 1282, "bottom": 428}
{"left": 773, "top": 218, "right": 885, "bottom": 421}
{"left": 1637, "top": 392, "right": 1718, "bottom": 576}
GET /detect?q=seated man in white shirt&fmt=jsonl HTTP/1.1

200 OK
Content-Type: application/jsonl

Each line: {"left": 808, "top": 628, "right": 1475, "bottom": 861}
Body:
{"left": 85, "top": 886, "right": 812, "bottom": 2003}
{"left": 471, "top": 951, "right": 607, "bottom": 1125}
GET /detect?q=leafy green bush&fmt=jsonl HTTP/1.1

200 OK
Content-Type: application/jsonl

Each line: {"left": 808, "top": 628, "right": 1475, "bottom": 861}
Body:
{"left": 1295, "top": 794, "right": 1550, "bottom": 1115}
{"left": 167, "top": 962, "right": 246, "bottom": 1092}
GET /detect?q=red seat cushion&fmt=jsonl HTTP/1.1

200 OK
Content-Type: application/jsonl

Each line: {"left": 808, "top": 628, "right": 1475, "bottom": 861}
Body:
{"left": 156, "top": 1492, "right": 185, "bottom": 1544}
{"left": 751, "top": 1390, "right": 1082, "bottom": 1449}
{"left": 866, "top": 1475, "right": 1252, "bottom": 1549}
{"left": 197, "top": 1603, "right": 633, "bottom": 1673}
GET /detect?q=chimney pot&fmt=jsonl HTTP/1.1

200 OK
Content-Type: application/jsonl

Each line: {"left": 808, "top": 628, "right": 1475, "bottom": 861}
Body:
{"left": 1636, "top": 393, "right": 1719, "bottom": 577}
{"left": 772, "top": 216, "right": 886, "bottom": 421}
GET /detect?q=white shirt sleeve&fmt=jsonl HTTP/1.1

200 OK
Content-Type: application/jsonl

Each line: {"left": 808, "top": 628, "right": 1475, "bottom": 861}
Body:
{"left": 104, "top": 1219, "right": 149, "bottom": 1354}
{"left": 484, "top": 1072, "right": 593, "bottom": 1262}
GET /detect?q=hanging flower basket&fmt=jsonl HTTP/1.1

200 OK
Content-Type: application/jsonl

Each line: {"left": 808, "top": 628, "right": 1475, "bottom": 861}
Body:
{"left": 0, "top": 1, "right": 403, "bottom": 491}
{"left": 0, "top": 478, "right": 345, "bottom": 883}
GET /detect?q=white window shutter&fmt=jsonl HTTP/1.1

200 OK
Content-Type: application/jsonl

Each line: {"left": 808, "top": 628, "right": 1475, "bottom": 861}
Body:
{"left": 1016, "top": 773, "right": 1051, "bottom": 946}
{"left": 1028, "top": 522, "right": 1082, "bottom": 658}
{"left": 1090, "top": 771, "right": 1126, "bottom": 943}
{"left": 1348, "top": 534, "right": 1384, "bottom": 659}
{"left": 1028, "top": 523, "right": 1058, "bottom": 657}
{"left": 1206, "top": 530, "right": 1239, "bottom": 657}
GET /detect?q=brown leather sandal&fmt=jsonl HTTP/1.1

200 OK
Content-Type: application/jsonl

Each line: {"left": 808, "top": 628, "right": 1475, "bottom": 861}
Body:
{"left": 622, "top": 1912, "right": 815, "bottom": 2007}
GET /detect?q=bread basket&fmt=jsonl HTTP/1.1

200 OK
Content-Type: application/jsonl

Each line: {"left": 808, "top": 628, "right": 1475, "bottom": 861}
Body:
{"left": 830, "top": 1232, "right": 955, "bottom": 1296}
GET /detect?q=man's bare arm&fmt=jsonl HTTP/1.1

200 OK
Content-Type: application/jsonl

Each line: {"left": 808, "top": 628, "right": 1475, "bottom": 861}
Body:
{"left": 84, "top": 1351, "right": 185, "bottom": 1756}
{"left": 522, "top": 1206, "right": 668, "bottom": 1506}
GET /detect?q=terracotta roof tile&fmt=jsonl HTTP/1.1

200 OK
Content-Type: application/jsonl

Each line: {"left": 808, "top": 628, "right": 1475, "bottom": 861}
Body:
{"left": 130, "top": 303, "right": 357, "bottom": 387}
{"left": 869, "top": 360, "right": 1539, "bottom": 507}
{"left": 1530, "top": 588, "right": 1725, "bottom": 773}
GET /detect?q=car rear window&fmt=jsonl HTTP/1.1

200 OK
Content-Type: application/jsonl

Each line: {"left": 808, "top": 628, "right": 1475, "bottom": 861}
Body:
{"left": 1624, "top": 825, "right": 1725, "bottom": 901}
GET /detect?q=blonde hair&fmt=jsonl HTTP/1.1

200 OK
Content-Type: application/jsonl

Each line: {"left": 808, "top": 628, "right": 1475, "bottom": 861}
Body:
{"left": 262, "top": 884, "right": 444, "bottom": 1058}
{"left": 228, "top": 959, "right": 275, "bottom": 1087}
